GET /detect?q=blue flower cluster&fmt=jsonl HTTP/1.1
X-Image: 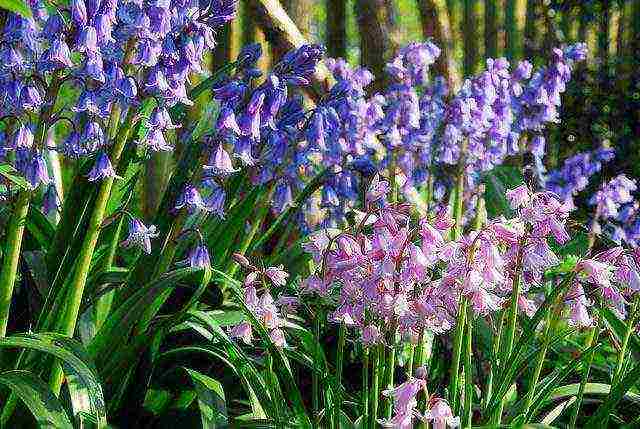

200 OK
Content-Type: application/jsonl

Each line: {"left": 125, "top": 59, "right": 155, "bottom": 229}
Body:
{"left": 1, "top": 0, "right": 236, "bottom": 207}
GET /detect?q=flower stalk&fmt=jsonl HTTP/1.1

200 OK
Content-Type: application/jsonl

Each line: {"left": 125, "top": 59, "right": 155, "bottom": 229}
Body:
{"left": 568, "top": 321, "right": 600, "bottom": 429}
{"left": 0, "top": 190, "right": 31, "bottom": 337}
{"left": 49, "top": 108, "right": 136, "bottom": 395}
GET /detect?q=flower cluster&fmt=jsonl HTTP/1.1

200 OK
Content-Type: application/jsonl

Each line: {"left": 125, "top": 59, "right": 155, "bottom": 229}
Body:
{"left": 291, "top": 42, "right": 587, "bottom": 230}
{"left": 545, "top": 146, "right": 615, "bottom": 208}
{"left": 379, "top": 372, "right": 459, "bottom": 429}
{"left": 565, "top": 247, "right": 640, "bottom": 327}
{"left": 230, "top": 257, "right": 295, "bottom": 348}
{"left": 0, "top": 0, "right": 236, "bottom": 212}
{"left": 297, "top": 179, "right": 580, "bottom": 349}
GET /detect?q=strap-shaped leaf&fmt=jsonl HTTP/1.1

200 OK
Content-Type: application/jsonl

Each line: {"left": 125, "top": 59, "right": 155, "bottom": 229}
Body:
{"left": 0, "top": 370, "right": 73, "bottom": 429}
{"left": 0, "top": 333, "right": 106, "bottom": 427}
{"left": 0, "top": 163, "right": 30, "bottom": 190}
{"left": 183, "top": 368, "right": 227, "bottom": 428}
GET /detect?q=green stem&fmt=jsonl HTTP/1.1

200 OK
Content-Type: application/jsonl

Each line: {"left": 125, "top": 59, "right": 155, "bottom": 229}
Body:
{"left": 0, "top": 73, "right": 62, "bottom": 338}
{"left": 362, "top": 347, "right": 369, "bottom": 423}
{"left": 94, "top": 215, "right": 125, "bottom": 330}
{"left": 383, "top": 331, "right": 397, "bottom": 419}
{"left": 334, "top": 322, "right": 346, "bottom": 429}
{"left": 484, "top": 311, "right": 504, "bottom": 412}
{"left": 449, "top": 298, "right": 467, "bottom": 413}
{"left": 462, "top": 307, "right": 473, "bottom": 427}
{"left": 406, "top": 344, "right": 415, "bottom": 377}
{"left": 613, "top": 296, "right": 640, "bottom": 385}
{"left": 369, "top": 343, "right": 383, "bottom": 428}
{"left": 493, "top": 242, "right": 524, "bottom": 422}
{"left": 0, "top": 190, "right": 31, "bottom": 337}
{"left": 49, "top": 108, "right": 136, "bottom": 395}
{"left": 522, "top": 306, "right": 554, "bottom": 418}
{"left": 312, "top": 311, "right": 320, "bottom": 419}
{"left": 247, "top": 169, "right": 328, "bottom": 255}
{"left": 390, "top": 148, "right": 398, "bottom": 204}
{"left": 227, "top": 183, "right": 276, "bottom": 278}
{"left": 568, "top": 323, "right": 600, "bottom": 429}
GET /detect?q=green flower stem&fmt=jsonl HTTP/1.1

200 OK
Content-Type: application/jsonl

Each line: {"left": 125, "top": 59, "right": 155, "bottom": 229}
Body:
{"left": 94, "top": 215, "right": 126, "bottom": 330}
{"left": 449, "top": 298, "right": 467, "bottom": 413}
{"left": 0, "top": 72, "right": 62, "bottom": 338}
{"left": 247, "top": 168, "right": 328, "bottom": 255}
{"left": 493, "top": 241, "right": 524, "bottom": 423}
{"left": 406, "top": 344, "right": 415, "bottom": 377}
{"left": 369, "top": 343, "right": 383, "bottom": 429}
{"left": 49, "top": 108, "right": 136, "bottom": 395}
{"left": 333, "top": 322, "right": 346, "bottom": 429}
{"left": 484, "top": 311, "right": 504, "bottom": 412}
{"left": 522, "top": 306, "right": 554, "bottom": 418}
{"left": 383, "top": 331, "right": 397, "bottom": 419}
{"left": 462, "top": 306, "right": 474, "bottom": 428}
{"left": 312, "top": 310, "right": 321, "bottom": 420}
{"left": 227, "top": 183, "right": 276, "bottom": 278}
{"left": 613, "top": 295, "right": 640, "bottom": 385}
{"left": 390, "top": 148, "right": 398, "bottom": 204}
{"left": 568, "top": 322, "right": 600, "bottom": 429}
{"left": 362, "top": 347, "right": 369, "bottom": 424}
{"left": 0, "top": 190, "right": 31, "bottom": 337}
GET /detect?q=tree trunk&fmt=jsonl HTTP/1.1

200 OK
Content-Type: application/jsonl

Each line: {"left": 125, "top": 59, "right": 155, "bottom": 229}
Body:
{"left": 354, "top": 0, "right": 399, "bottom": 89}
{"left": 417, "top": 0, "right": 461, "bottom": 90}
{"left": 446, "top": 0, "right": 461, "bottom": 66}
{"left": 245, "top": 0, "right": 332, "bottom": 96}
{"left": 244, "top": 0, "right": 271, "bottom": 74}
{"left": 598, "top": 0, "right": 611, "bottom": 87}
{"left": 523, "top": 0, "right": 540, "bottom": 59}
{"left": 484, "top": 0, "right": 499, "bottom": 58}
{"left": 462, "top": 0, "right": 480, "bottom": 76}
{"left": 283, "top": 0, "right": 313, "bottom": 38}
{"left": 326, "top": 0, "right": 347, "bottom": 58}
{"left": 504, "top": 0, "right": 526, "bottom": 61}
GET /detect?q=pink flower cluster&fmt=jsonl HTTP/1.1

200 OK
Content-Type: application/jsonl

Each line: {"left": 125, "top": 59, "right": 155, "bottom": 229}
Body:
{"left": 230, "top": 258, "right": 296, "bottom": 347}
{"left": 379, "top": 374, "right": 459, "bottom": 429}
{"left": 299, "top": 180, "right": 579, "bottom": 345}
{"left": 566, "top": 247, "right": 640, "bottom": 327}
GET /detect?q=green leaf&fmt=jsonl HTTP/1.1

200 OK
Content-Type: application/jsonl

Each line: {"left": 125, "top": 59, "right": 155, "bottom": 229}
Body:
{"left": 482, "top": 166, "right": 523, "bottom": 218}
{"left": 0, "top": 370, "right": 73, "bottom": 429}
{"left": 183, "top": 368, "right": 227, "bottom": 428}
{"left": 0, "top": 333, "right": 107, "bottom": 427}
{"left": 0, "top": 163, "right": 30, "bottom": 190}
{"left": 585, "top": 360, "right": 640, "bottom": 427}
{"left": 0, "top": 0, "right": 31, "bottom": 16}
{"left": 549, "top": 383, "right": 640, "bottom": 403}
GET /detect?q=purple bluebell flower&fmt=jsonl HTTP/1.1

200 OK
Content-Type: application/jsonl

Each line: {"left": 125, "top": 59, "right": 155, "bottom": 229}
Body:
{"left": 42, "top": 184, "right": 59, "bottom": 215}
{"left": 23, "top": 151, "right": 50, "bottom": 188}
{"left": 121, "top": 218, "right": 159, "bottom": 254}
{"left": 186, "top": 244, "right": 211, "bottom": 269}
{"left": 175, "top": 184, "right": 208, "bottom": 212}
{"left": 87, "top": 152, "right": 118, "bottom": 181}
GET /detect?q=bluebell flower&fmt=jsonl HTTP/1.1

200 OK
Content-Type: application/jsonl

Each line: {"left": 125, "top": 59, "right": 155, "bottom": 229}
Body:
{"left": 87, "top": 152, "right": 118, "bottom": 181}
{"left": 121, "top": 218, "right": 159, "bottom": 254}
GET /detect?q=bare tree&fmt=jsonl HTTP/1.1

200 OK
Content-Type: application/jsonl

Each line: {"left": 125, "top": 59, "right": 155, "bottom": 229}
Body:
{"left": 326, "top": 0, "right": 347, "bottom": 58}
{"left": 417, "top": 0, "right": 460, "bottom": 89}
{"left": 354, "top": 0, "right": 399, "bottom": 89}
